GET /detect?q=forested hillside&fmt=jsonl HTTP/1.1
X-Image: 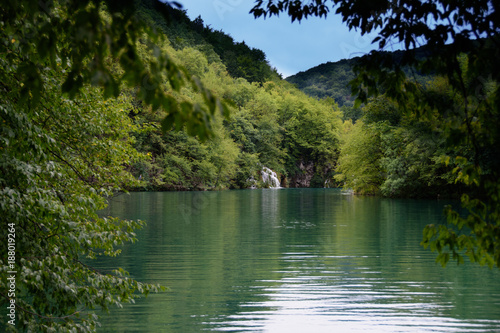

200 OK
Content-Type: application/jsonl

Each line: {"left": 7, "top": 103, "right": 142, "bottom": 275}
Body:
{"left": 136, "top": 0, "right": 280, "bottom": 83}
{"left": 130, "top": 2, "right": 486, "bottom": 200}
{"left": 286, "top": 47, "right": 431, "bottom": 114}
{"left": 124, "top": 0, "right": 343, "bottom": 190}
{"left": 286, "top": 47, "right": 490, "bottom": 199}
{"left": 286, "top": 59, "right": 357, "bottom": 108}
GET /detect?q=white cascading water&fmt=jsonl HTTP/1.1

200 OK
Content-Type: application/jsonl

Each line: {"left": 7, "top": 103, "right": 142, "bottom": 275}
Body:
{"left": 261, "top": 166, "right": 281, "bottom": 188}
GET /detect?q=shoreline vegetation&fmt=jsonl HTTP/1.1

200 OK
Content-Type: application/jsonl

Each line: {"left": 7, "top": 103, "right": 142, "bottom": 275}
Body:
{"left": 123, "top": 1, "right": 466, "bottom": 200}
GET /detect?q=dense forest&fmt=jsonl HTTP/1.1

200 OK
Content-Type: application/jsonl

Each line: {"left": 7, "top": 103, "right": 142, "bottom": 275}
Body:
{"left": 286, "top": 51, "right": 467, "bottom": 198}
{"left": 127, "top": 2, "right": 467, "bottom": 199}
{"left": 119, "top": 0, "right": 343, "bottom": 191}
{"left": 0, "top": 0, "right": 469, "bottom": 196}
{"left": 287, "top": 59, "right": 357, "bottom": 108}
{"left": 90, "top": 0, "right": 469, "bottom": 197}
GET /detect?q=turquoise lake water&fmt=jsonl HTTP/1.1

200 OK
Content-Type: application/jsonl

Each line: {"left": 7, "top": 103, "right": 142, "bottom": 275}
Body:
{"left": 96, "top": 189, "right": 500, "bottom": 332}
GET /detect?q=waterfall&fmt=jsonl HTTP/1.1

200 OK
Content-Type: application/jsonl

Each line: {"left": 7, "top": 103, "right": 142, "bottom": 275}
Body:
{"left": 261, "top": 166, "right": 281, "bottom": 188}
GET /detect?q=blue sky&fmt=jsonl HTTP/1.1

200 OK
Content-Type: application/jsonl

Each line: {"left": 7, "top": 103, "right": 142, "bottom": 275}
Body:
{"left": 179, "top": 0, "right": 396, "bottom": 77}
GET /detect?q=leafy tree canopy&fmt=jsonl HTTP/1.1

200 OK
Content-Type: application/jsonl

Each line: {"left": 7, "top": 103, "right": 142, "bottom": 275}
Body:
{"left": 2, "top": 0, "right": 228, "bottom": 140}
{"left": 252, "top": 0, "right": 500, "bottom": 268}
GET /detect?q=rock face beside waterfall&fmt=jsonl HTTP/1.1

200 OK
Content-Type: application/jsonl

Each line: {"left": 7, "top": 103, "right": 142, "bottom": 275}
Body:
{"left": 288, "top": 161, "right": 315, "bottom": 188}
{"left": 261, "top": 167, "right": 281, "bottom": 188}
{"left": 288, "top": 161, "right": 333, "bottom": 188}
{"left": 258, "top": 163, "right": 332, "bottom": 189}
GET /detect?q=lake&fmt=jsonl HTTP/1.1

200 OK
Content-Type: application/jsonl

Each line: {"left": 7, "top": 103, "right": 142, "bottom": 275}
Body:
{"left": 97, "top": 189, "right": 500, "bottom": 332}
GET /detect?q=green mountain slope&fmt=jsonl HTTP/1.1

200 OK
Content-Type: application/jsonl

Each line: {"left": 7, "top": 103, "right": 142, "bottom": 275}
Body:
{"left": 285, "top": 47, "right": 434, "bottom": 110}
{"left": 127, "top": 0, "right": 342, "bottom": 190}
{"left": 286, "top": 58, "right": 358, "bottom": 107}
{"left": 136, "top": 0, "right": 280, "bottom": 83}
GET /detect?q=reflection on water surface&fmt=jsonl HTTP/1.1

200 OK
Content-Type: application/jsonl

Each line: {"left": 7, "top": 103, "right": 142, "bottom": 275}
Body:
{"left": 97, "top": 189, "right": 500, "bottom": 332}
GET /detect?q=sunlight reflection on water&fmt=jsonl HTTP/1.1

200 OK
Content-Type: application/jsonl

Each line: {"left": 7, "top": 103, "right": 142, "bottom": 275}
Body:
{"left": 211, "top": 254, "right": 499, "bottom": 332}
{"left": 209, "top": 246, "right": 500, "bottom": 332}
